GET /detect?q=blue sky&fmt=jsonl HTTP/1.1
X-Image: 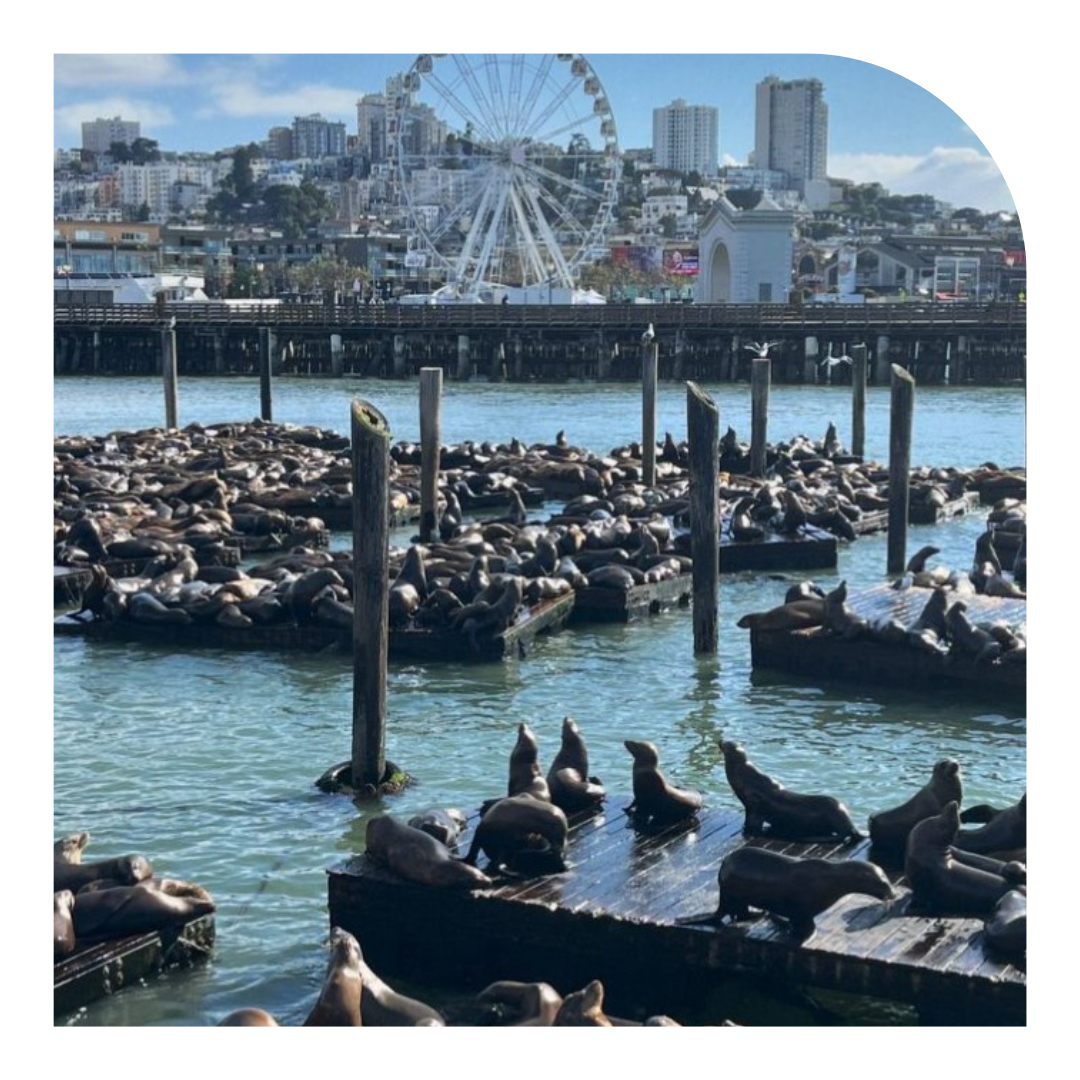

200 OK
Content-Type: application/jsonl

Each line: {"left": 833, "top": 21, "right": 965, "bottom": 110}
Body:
{"left": 54, "top": 52, "right": 1014, "bottom": 213}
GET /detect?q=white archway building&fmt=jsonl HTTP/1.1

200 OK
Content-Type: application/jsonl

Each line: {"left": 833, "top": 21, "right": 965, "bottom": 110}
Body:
{"left": 695, "top": 193, "right": 795, "bottom": 304}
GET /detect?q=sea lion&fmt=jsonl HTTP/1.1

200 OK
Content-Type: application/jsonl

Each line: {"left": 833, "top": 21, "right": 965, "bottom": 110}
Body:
{"left": 218, "top": 1008, "right": 280, "bottom": 1027}
{"left": 508, "top": 722, "right": 552, "bottom": 801}
{"left": 546, "top": 716, "right": 606, "bottom": 813}
{"left": 351, "top": 933, "right": 446, "bottom": 1026}
{"left": 55, "top": 852, "right": 153, "bottom": 894}
{"left": 365, "top": 815, "right": 493, "bottom": 889}
{"left": 906, "top": 545, "right": 941, "bottom": 574}
{"left": 54, "top": 890, "right": 76, "bottom": 960}
{"left": 822, "top": 579, "right": 869, "bottom": 640}
{"left": 953, "top": 793, "right": 1026, "bottom": 860}
{"left": 868, "top": 759, "right": 963, "bottom": 854}
{"left": 904, "top": 802, "right": 1025, "bottom": 916}
{"left": 720, "top": 740, "right": 863, "bottom": 841}
{"left": 406, "top": 808, "right": 469, "bottom": 851}
{"left": 945, "top": 601, "right": 1002, "bottom": 663}
{"left": 77, "top": 877, "right": 214, "bottom": 904}
{"left": 303, "top": 927, "right": 364, "bottom": 1026}
{"left": 553, "top": 980, "right": 614, "bottom": 1026}
{"left": 625, "top": 739, "right": 703, "bottom": 825}
{"left": 679, "top": 846, "right": 895, "bottom": 942}
{"left": 736, "top": 598, "right": 825, "bottom": 632}
{"left": 478, "top": 980, "right": 563, "bottom": 1026}
{"left": 464, "top": 793, "right": 569, "bottom": 875}
{"left": 54, "top": 831, "right": 92, "bottom": 864}
{"left": 983, "top": 889, "right": 1026, "bottom": 965}
{"left": 72, "top": 883, "right": 216, "bottom": 940}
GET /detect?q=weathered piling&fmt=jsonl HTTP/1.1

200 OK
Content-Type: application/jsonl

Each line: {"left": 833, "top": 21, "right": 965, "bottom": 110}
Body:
{"left": 160, "top": 327, "right": 178, "bottom": 429}
{"left": 887, "top": 364, "right": 916, "bottom": 574}
{"left": 258, "top": 327, "right": 274, "bottom": 421}
{"left": 851, "top": 342, "right": 868, "bottom": 458}
{"left": 750, "top": 357, "right": 770, "bottom": 478}
{"left": 351, "top": 399, "right": 391, "bottom": 787}
{"left": 687, "top": 381, "right": 720, "bottom": 654}
{"left": 642, "top": 340, "right": 658, "bottom": 487}
{"left": 418, "top": 368, "right": 442, "bottom": 544}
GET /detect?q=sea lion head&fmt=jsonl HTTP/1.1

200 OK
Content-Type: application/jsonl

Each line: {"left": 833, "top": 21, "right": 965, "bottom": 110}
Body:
{"left": 720, "top": 740, "right": 747, "bottom": 766}
{"left": 120, "top": 854, "right": 154, "bottom": 884}
{"left": 553, "top": 980, "right": 612, "bottom": 1026}
{"left": 54, "top": 831, "right": 91, "bottom": 864}
{"left": 624, "top": 739, "right": 660, "bottom": 767}
{"left": 328, "top": 925, "right": 363, "bottom": 974}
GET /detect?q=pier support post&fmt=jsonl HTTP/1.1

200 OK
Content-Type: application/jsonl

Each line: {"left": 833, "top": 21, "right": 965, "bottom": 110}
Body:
{"left": 672, "top": 330, "right": 686, "bottom": 381}
{"left": 91, "top": 330, "right": 101, "bottom": 374}
{"left": 258, "top": 327, "right": 274, "bottom": 421}
{"left": 804, "top": 336, "right": 819, "bottom": 383}
{"left": 419, "top": 367, "right": 442, "bottom": 544}
{"left": 213, "top": 331, "right": 225, "bottom": 374}
{"left": 512, "top": 336, "right": 524, "bottom": 381}
{"left": 642, "top": 342, "right": 658, "bottom": 486}
{"left": 331, "top": 333, "right": 344, "bottom": 377}
{"left": 70, "top": 335, "right": 82, "bottom": 373}
{"left": 596, "top": 332, "right": 609, "bottom": 380}
{"left": 456, "top": 334, "right": 470, "bottom": 380}
{"left": 727, "top": 334, "right": 740, "bottom": 381}
{"left": 750, "top": 358, "right": 770, "bottom": 478}
{"left": 874, "top": 335, "right": 891, "bottom": 382}
{"left": 350, "top": 398, "right": 391, "bottom": 788}
{"left": 393, "top": 334, "right": 407, "bottom": 378}
{"left": 687, "top": 381, "right": 720, "bottom": 654}
{"left": 160, "top": 327, "right": 179, "bottom": 429}
{"left": 851, "top": 342, "right": 868, "bottom": 459}
{"left": 955, "top": 335, "right": 968, "bottom": 384}
{"left": 887, "top": 364, "right": 916, "bottom": 575}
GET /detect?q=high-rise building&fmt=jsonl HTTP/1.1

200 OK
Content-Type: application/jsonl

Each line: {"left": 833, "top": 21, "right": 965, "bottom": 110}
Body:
{"left": 753, "top": 76, "right": 828, "bottom": 196}
{"left": 81, "top": 116, "right": 140, "bottom": 155}
{"left": 266, "top": 126, "right": 294, "bottom": 161}
{"left": 356, "top": 93, "right": 389, "bottom": 163}
{"left": 652, "top": 99, "right": 718, "bottom": 176}
{"left": 291, "top": 114, "right": 347, "bottom": 159}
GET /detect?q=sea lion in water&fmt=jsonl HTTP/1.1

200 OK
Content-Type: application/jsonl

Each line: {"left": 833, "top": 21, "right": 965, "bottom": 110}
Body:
{"left": 54, "top": 890, "right": 76, "bottom": 960}
{"left": 464, "top": 793, "right": 569, "bottom": 875}
{"left": 365, "top": 815, "right": 493, "bottom": 889}
{"left": 904, "top": 802, "right": 1025, "bottom": 916}
{"left": 624, "top": 739, "right": 703, "bottom": 825}
{"left": 720, "top": 740, "right": 863, "bottom": 841}
{"left": 72, "top": 883, "right": 215, "bottom": 940}
{"left": 218, "top": 1008, "right": 280, "bottom": 1027}
{"left": 546, "top": 717, "right": 606, "bottom": 813}
{"left": 55, "top": 852, "right": 153, "bottom": 894}
{"left": 478, "top": 981, "right": 563, "bottom": 1026}
{"left": 678, "top": 846, "right": 895, "bottom": 942}
{"left": 868, "top": 759, "right": 963, "bottom": 854}
{"left": 303, "top": 926, "right": 364, "bottom": 1026}
{"left": 952, "top": 792, "right": 1026, "bottom": 861}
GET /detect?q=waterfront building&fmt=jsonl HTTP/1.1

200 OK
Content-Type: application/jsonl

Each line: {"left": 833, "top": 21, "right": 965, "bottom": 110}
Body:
{"left": 54, "top": 219, "right": 162, "bottom": 277}
{"left": 754, "top": 76, "right": 828, "bottom": 197}
{"left": 652, "top": 99, "right": 719, "bottom": 176}
{"left": 82, "top": 116, "right": 140, "bottom": 155}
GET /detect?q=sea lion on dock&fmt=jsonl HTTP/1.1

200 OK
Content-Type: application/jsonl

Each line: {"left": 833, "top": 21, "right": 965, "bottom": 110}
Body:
{"left": 904, "top": 802, "right": 1025, "bottom": 916}
{"left": 303, "top": 926, "right": 364, "bottom": 1026}
{"left": 736, "top": 598, "right": 825, "bottom": 632}
{"left": 678, "top": 846, "right": 895, "bottom": 942}
{"left": 55, "top": 852, "right": 153, "bottom": 894}
{"left": 868, "top": 758, "right": 963, "bottom": 854}
{"left": 464, "top": 793, "right": 569, "bottom": 875}
{"left": 953, "top": 793, "right": 1026, "bottom": 860}
{"left": 822, "top": 579, "right": 869, "bottom": 640}
{"left": 478, "top": 981, "right": 563, "bottom": 1026}
{"left": 553, "top": 980, "right": 614, "bottom": 1026}
{"left": 218, "top": 1008, "right": 280, "bottom": 1027}
{"left": 624, "top": 739, "right": 703, "bottom": 825}
{"left": 983, "top": 889, "right": 1026, "bottom": 965}
{"left": 506, "top": 722, "right": 552, "bottom": 801}
{"left": 72, "top": 883, "right": 215, "bottom": 940}
{"left": 365, "top": 815, "right": 493, "bottom": 889}
{"left": 720, "top": 740, "right": 863, "bottom": 841}
{"left": 54, "top": 890, "right": 76, "bottom": 960}
{"left": 406, "top": 808, "right": 469, "bottom": 850}
{"left": 54, "top": 831, "right": 92, "bottom": 864}
{"left": 546, "top": 717, "right": 605, "bottom": 813}
{"left": 906, "top": 545, "right": 941, "bottom": 574}
{"left": 945, "top": 601, "right": 1002, "bottom": 663}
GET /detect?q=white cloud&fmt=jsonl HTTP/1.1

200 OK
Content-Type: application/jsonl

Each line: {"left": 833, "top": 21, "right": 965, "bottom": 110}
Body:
{"left": 54, "top": 99, "right": 177, "bottom": 144}
{"left": 54, "top": 54, "right": 186, "bottom": 88}
{"left": 829, "top": 146, "right": 1016, "bottom": 214}
{"left": 195, "top": 77, "right": 360, "bottom": 123}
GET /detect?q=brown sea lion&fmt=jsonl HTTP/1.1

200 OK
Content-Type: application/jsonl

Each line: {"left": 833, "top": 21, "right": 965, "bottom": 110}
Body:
{"left": 217, "top": 1008, "right": 280, "bottom": 1027}
{"left": 478, "top": 980, "right": 563, "bottom": 1026}
{"left": 508, "top": 722, "right": 551, "bottom": 800}
{"left": 868, "top": 759, "right": 963, "bottom": 853}
{"left": 54, "top": 831, "right": 92, "bottom": 864}
{"left": 72, "top": 883, "right": 215, "bottom": 940}
{"left": 720, "top": 740, "right": 863, "bottom": 841}
{"left": 303, "top": 926, "right": 364, "bottom": 1026}
{"left": 405, "top": 808, "right": 469, "bottom": 851}
{"left": 625, "top": 739, "right": 703, "bottom": 825}
{"left": 54, "top": 890, "right": 76, "bottom": 960}
{"left": 464, "top": 793, "right": 569, "bottom": 875}
{"left": 822, "top": 579, "right": 869, "bottom": 639}
{"left": 904, "top": 802, "right": 1025, "bottom": 916}
{"left": 546, "top": 716, "right": 605, "bottom": 813}
{"left": 678, "top": 846, "right": 895, "bottom": 942}
{"left": 55, "top": 852, "right": 153, "bottom": 894}
{"left": 553, "top": 980, "right": 614, "bottom": 1026}
{"left": 365, "top": 815, "right": 493, "bottom": 889}
{"left": 736, "top": 598, "right": 825, "bottom": 632}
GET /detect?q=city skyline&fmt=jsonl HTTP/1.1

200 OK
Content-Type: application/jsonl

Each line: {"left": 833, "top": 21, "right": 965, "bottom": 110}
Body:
{"left": 55, "top": 53, "right": 1016, "bottom": 214}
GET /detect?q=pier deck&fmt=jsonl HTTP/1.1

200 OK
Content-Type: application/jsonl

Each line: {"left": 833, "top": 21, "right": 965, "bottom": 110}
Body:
{"left": 327, "top": 804, "right": 1024, "bottom": 1025}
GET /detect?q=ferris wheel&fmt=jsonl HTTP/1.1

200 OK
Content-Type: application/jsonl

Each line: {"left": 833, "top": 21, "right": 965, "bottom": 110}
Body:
{"left": 389, "top": 54, "right": 621, "bottom": 295}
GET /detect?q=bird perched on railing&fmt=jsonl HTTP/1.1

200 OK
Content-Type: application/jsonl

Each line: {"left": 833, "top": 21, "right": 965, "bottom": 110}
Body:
{"left": 743, "top": 341, "right": 780, "bottom": 358}
{"left": 641, "top": 323, "right": 655, "bottom": 345}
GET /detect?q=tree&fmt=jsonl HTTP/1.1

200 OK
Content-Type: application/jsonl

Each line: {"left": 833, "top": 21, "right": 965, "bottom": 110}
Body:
{"left": 130, "top": 138, "right": 161, "bottom": 165}
{"left": 108, "top": 140, "right": 133, "bottom": 164}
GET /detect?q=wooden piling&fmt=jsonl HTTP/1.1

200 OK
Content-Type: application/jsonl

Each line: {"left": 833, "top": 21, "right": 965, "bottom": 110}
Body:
{"left": 456, "top": 334, "right": 470, "bottom": 380}
{"left": 686, "top": 381, "right": 720, "bottom": 654}
{"left": 750, "top": 357, "right": 770, "bottom": 478}
{"left": 419, "top": 368, "right": 442, "bottom": 544}
{"left": 258, "top": 327, "right": 274, "bottom": 421}
{"left": 330, "top": 333, "right": 344, "bottom": 377}
{"left": 351, "top": 399, "right": 391, "bottom": 787}
{"left": 160, "top": 327, "right": 178, "bottom": 429}
{"left": 642, "top": 342, "right": 658, "bottom": 486}
{"left": 887, "top": 364, "right": 916, "bottom": 575}
{"left": 851, "top": 342, "right": 868, "bottom": 458}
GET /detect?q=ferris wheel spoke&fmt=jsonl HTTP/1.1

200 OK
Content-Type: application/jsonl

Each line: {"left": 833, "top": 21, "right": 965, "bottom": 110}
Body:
{"left": 521, "top": 159, "right": 602, "bottom": 205}
{"left": 481, "top": 54, "right": 512, "bottom": 136}
{"left": 450, "top": 55, "right": 504, "bottom": 141}
{"left": 506, "top": 56, "right": 525, "bottom": 132}
{"left": 514, "top": 55, "right": 557, "bottom": 134}
{"left": 520, "top": 76, "right": 581, "bottom": 142}
{"left": 421, "top": 67, "right": 500, "bottom": 145}
{"left": 516, "top": 177, "right": 574, "bottom": 284}
{"left": 422, "top": 165, "right": 500, "bottom": 246}
{"left": 506, "top": 180, "right": 550, "bottom": 283}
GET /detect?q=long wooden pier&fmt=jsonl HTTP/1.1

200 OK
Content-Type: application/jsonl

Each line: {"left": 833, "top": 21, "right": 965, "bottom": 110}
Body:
{"left": 326, "top": 804, "right": 1024, "bottom": 1025}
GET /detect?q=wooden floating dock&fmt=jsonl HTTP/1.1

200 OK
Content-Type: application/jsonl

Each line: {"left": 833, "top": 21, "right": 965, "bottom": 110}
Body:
{"left": 748, "top": 583, "right": 1026, "bottom": 697}
{"left": 909, "top": 491, "right": 980, "bottom": 526}
{"left": 54, "top": 915, "right": 215, "bottom": 1020}
{"left": 718, "top": 524, "right": 838, "bottom": 574}
{"left": 569, "top": 573, "right": 692, "bottom": 624}
{"left": 326, "top": 805, "right": 1024, "bottom": 1025}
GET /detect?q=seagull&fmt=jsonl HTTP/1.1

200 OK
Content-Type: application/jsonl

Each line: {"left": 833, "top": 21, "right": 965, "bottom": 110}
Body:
{"left": 743, "top": 340, "right": 780, "bottom": 358}
{"left": 819, "top": 343, "right": 853, "bottom": 370}
{"left": 641, "top": 323, "right": 655, "bottom": 345}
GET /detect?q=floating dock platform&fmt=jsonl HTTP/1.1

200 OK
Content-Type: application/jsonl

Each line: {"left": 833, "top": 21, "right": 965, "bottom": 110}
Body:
{"left": 719, "top": 524, "right": 838, "bottom": 574}
{"left": 568, "top": 574, "right": 691, "bottom": 624}
{"left": 326, "top": 805, "right": 1024, "bottom": 1026}
{"left": 54, "top": 915, "right": 215, "bottom": 1020}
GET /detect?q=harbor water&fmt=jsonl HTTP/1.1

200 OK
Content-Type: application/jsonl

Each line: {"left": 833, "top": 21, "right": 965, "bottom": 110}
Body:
{"left": 53, "top": 376, "right": 1029, "bottom": 1028}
